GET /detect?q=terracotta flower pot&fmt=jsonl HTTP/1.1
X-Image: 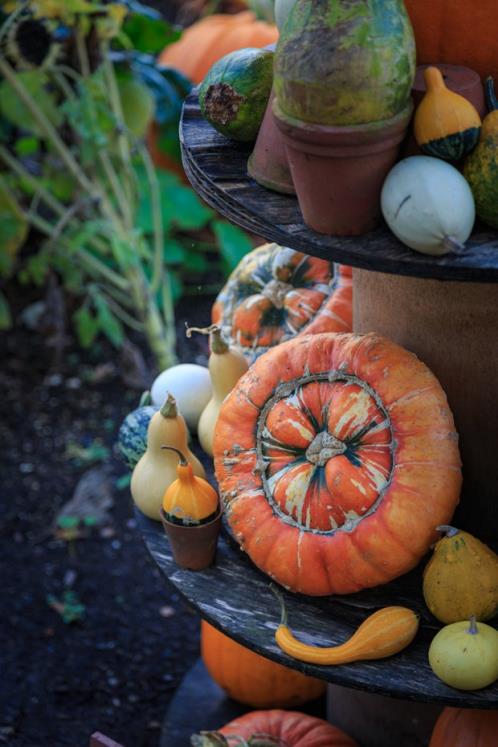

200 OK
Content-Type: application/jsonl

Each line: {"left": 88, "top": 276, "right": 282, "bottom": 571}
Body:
{"left": 160, "top": 508, "right": 222, "bottom": 571}
{"left": 273, "top": 98, "right": 413, "bottom": 236}
{"left": 248, "top": 89, "right": 295, "bottom": 195}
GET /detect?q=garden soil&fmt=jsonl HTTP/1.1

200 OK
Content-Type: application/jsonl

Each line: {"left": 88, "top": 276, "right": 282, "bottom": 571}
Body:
{"left": 1, "top": 288, "right": 216, "bottom": 747}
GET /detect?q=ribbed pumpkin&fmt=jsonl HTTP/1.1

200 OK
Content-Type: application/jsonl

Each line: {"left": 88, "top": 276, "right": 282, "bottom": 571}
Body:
{"left": 219, "top": 709, "right": 359, "bottom": 747}
{"left": 201, "top": 621, "right": 325, "bottom": 707}
{"left": 158, "top": 11, "right": 278, "bottom": 86}
{"left": 214, "top": 332, "right": 461, "bottom": 596}
{"left": 405, "top": 1, "right": 498, "bottom": 84}
{"left": 212, "top": 244, "right": 352, "bottom": 362}
{"left": 429, "top": 707, "right": 498, "bottom": 747}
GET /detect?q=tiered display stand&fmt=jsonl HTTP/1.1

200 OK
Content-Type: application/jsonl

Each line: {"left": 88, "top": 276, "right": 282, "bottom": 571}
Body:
{"left": 139, "top": 91, "right": 498, "bottom": 747}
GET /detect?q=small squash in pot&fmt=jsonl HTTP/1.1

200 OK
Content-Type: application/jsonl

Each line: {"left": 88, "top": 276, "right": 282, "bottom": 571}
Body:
{"left": 212, "top": 243, "right": 352, "bottom": 362}
{"left": 186, "top": 325, "right": 249, "bottom": 457}
{"left": 414, "top": 67, "right": 481, "bottom": 160}
{"left": 429, "top": 707, "right": 498, "bottom": 747}
{"left": 423, "top": 525, "right": 498, "bottom": 624}
{"left": 428, "top": 617, "right": 498, "bottom": 690}
{"left": 464, "top": 77, "right": 498, "bottom": 229}
{"left": 131, "top": 394, "right": 206, "bottom": 521}
{"left": 201, "top": 621, "right": 325, "bottom": 708}
{"left": 161, "top": 447, "right": 218, "bottom": 526}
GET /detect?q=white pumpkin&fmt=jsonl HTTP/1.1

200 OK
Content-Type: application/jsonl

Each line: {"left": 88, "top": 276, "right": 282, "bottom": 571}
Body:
{"left": 150, "top": 364, "right": 212, "bottom": 432}
{"left": 275, "top": 0, "right": 297, "bottom": 30}
{"left": 381, "top": 156, "right": 475, "bottom": 256}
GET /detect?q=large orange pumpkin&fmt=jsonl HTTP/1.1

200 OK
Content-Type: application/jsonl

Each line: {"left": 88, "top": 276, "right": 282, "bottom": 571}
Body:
{"left": 158, "top": 11, "right": 278, "bottom": 85}
{"left": 201, "top": 621, "right": 325, "bottom": 707}
{"left": 429, "top": 707, "right": 498, "bottom": 747}
{"left": 405, "top": 1, "right": 498, "bottom": 83}
{"left": 212, "top": 243, "right": 352, "bottom": 362}
{"left": 219, "top": 709, "right": 359, "bottom": 747}
{"left": 214, "top": 332, "right": 461, "bottom": 596}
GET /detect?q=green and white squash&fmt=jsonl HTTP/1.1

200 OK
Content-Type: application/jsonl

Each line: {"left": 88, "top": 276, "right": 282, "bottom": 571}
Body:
{"left": 117, "top": 392, "right": 157, "bottom": 469}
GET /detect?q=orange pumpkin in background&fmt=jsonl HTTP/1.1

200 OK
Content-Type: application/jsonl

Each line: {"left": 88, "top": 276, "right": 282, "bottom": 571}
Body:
{"left": 212, "top": 243, "right": 352, "bottom": 362}
{"left": 214, "top": 332, "right": 461, "bottom": 596}
{"left": 405, "top": 1, "right": 498, "bottom": 83}
{"left": 201, "top": 621, "right": 325, "bottom": 708}
{"left": 158, "top": 11, "right": 278, "bottom": 85}
{"left": 429, "top": 707, "right": 498, "bottom": 747}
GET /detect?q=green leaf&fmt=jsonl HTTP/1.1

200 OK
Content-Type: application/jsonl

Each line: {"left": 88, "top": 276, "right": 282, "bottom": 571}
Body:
{"left": 161, "top": 184, "right": 213, "bottom": 231}
{"left": 62, "top": 71, "right": 115, "bottom": 156}
{"left": 123, "top": 14, "right": 180, "bottom": 55}
{"left": 73, "top": 305, "right": 99, "bottom": 348}
{"left": 183, "top": 251, "right": 208, "bottom": 274}
{"left": 115, "top": 473, "right": 131, "bottom": 490}
{"left": 14, "top": 136, "right": 39, "bottom": 157}
{"left": 0, "top": 291, "right": 12, "bottom": 331}
{"left": 110, "top": 236, "right": 138, "bottom": 270}
{"left": 0, "top": 71, "right": 62, "bottom": 135}
{"left": 163, "top": 239, "right": 185, "bottom": 266}
{"left": 212, "top": 221, "right": 253, "bottom": 271}
{"left": 0, "top": 178, "right": 28, "bottom": 277}
{"left": 168, "top": 270, "right": 183, "bottom": 304}
{"left": 93, "top": 293, "right": 125, "bottom": 347}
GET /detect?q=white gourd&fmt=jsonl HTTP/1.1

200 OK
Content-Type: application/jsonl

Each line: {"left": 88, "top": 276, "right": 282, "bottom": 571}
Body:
{"left": 381, "top": 156, "right": 475, "bottom": 256}
{"left": 131, "top": 394, "right": 206, "bottom": 521}
{"left": 187, "top": 326, "right": 249, "bottom": 457}
{"left": 150, "top": 363, "right": 211, "bottom": 432}
{"left": 275, "top": 0, "right": 297, "bottom": 30}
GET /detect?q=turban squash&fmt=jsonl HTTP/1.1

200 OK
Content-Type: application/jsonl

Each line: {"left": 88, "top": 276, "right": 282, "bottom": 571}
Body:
{"left": 214, "top": 332, "right": 461, "bottom": 596}
{"left": 201, "top": 620, "right": 325, "bottom": 708}
{"left": 219, "top": 709, "right": 358, "bottom": 747}
{"left": 212, "top": 243, "right": 352, "bottom": 362}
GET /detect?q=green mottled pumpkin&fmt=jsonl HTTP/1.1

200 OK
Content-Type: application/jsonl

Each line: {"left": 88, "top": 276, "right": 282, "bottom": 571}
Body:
{"left": 274, "top": 0, "right": 416, "bottom": 126}
{"left": 464, "top": 78, "right": 498, "bottom": 229}
{"left": 117, "top": 392, "right": 157, "bottom": 469}
{"left": 414, "top": 67, "right": 481, "bottom": 161}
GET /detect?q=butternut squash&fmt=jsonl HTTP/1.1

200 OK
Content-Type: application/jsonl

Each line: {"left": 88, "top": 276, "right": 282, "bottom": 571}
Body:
{"left": 186, "top": 325, "right": 248, "bottom": 457}
{"left": 131, "top": 394, "right": 205, "bottom": 521}
{"left": 271, "top": 586, "right": 419, "bottom": 665}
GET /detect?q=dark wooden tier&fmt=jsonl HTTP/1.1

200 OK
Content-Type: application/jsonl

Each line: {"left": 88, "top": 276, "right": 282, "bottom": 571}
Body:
{"left": 180, "top": 91, "right": 498, "bottom": 282}
{"left": 137, "top": 510, "right": 498, "bottom": 709}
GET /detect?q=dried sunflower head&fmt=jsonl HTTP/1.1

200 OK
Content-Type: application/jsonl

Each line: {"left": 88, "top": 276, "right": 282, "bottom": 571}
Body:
{"left": 3, "top": 12, "right": 57, "bottom": 69}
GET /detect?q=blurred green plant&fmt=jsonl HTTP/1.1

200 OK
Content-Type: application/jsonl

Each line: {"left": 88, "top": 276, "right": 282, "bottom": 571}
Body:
{"left": 0, "top": 0, "right": 251, "bottom": 370}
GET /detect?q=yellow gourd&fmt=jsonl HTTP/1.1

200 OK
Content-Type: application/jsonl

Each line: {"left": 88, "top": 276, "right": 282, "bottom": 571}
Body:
{"left": 161, "top": 446, "right": 219, "bottom": 525}
{"left": 187, "top": 325, "right": 248, "bottom": 457}
{"left": 423, "top": 525, "right": 498, "bottom": 623}
{"left": 131, "top": 394, "right": 206, "bottom": 521}
{"left": 429, "top": 617, "right": 498, "bottom": 690}
{"left": 414, "top": 66, "right": 481, "bottom": 160}
{"left": 271, "top": 586, "right": 419, "bottom": 665}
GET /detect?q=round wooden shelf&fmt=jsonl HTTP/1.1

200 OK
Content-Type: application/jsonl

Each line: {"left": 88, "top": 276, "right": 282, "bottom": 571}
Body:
{"left": 180, "top": 91, "right": 498, "bottom": 282}
{"left": 137, "top": 509, "right": 498, "bottom": 709}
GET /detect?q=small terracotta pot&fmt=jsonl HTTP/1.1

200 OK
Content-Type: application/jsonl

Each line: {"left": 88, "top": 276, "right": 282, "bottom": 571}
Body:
{"left": 248, "top": 89, "right": 295, "bottom": 195}
{"left": 160, "top": 508, "right": 222, "bottom": 571}
{"left": 273, "top": 98, "right": 413, "bottom": 236}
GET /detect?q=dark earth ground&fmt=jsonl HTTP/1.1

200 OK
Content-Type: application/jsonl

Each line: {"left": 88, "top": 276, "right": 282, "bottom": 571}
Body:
{"left": 1, "top": 287, "right": 217, "bottom": 747}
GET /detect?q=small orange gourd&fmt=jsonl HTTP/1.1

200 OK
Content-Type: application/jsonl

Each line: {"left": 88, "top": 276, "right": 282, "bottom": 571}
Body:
{"left": 272, "top": 586, "right": 419, "bottom": 665}
{"left": 161, "top": 446, "right": 218, "bottom": 526}
{"left": 414, "top": 67, "right": 481, "bottom": 160}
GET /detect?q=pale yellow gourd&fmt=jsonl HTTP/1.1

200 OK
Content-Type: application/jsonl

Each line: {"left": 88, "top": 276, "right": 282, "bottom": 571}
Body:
{"left": 428, "top": 617, "right": 498, "bottom": 690}
{"left": 131, "top": 393, "right": 206, "bottom": 521}
{"left": 187, "top": 325, "right": 248, "bottom": 457}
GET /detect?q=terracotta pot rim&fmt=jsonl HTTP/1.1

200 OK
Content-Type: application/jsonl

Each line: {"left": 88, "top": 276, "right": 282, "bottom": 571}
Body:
{"left": 273, "top": 97, "right": 414, "bottom": 145}
{"left": 160, "top": 506, "right": 222, "bottom": 530}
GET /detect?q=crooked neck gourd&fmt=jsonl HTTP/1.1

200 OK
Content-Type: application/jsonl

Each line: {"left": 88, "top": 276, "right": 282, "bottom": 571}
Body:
{"left": 130, "top": 394, "right": 206, "bottom": 521}
{"left": 187, "top": 325, "right": 249, "bottom": 457}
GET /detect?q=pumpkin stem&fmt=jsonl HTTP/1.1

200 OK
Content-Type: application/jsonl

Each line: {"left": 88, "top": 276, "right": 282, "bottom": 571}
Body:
{"left": 467, "top": 616, "right": 479, "bottom": 635}
{"left": 441, "top": 236, "right": 466, "bottom": 254}
{"left": 161, "top": 444, "right": 188, "bottom": 466}
{"left": 269, "top": 583, "right": 288, "bottom": 627}
{"left": 139, "top": 390, "right": 152, "bottom": 407}
{"left": 185, "top": 323, "right": 229, "bottom": 354}
{"left": 160, "top": 392, "right": 178, "bottom": 419}
{"left": 485, "top": 77, "right": 498, "bottom": 113}
{"left": 436, "top": 525, "right": 460, "bottom": 538}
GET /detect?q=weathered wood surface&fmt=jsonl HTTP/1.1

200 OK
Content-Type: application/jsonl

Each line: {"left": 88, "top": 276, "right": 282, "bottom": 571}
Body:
{"left": 137, "top": 508, "right": 498, "bottom": 708}
{"left": 180, "top": 91, "right": 498, "bottom": 282}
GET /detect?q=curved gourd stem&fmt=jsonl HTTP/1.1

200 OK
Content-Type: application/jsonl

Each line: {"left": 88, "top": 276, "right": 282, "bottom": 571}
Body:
{"left": 160, "top": 393, "right": 178, "bottom": 418}
{"left": 270, "top": 583, "right": 289, "bottom": 627}
{"left": 185, "top": 323, "right": 229, "bottom": 354}
{"left": 486, "top": 76, "right": 498, "bottom": 112}
{"left": 161, "top": 444, "right": 188, "bottom": 465}
{"left": 436, "top": 525, "right": 460, "bottom": 538}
